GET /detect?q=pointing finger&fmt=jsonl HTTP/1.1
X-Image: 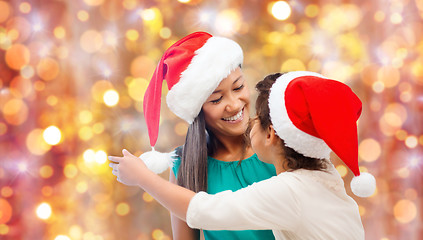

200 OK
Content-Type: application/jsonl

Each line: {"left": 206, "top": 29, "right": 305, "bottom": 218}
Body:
{"left": 108, "top": 156, "right": 121, "bottom": 163}
{"left": 122, "top": 149, "right": 133, "bottom": 157}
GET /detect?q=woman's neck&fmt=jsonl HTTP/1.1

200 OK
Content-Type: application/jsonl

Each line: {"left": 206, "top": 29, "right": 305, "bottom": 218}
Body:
{"left": 211, "top": 134, "right": 253, "bottom": 162}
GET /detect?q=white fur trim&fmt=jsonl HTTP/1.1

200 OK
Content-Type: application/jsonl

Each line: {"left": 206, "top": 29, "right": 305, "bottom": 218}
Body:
{"left": 350, "top": 172, "right": 376, "bottom": 197}
{"left": 139, "top": 149, "right": 177, "bottom": 174}
{"left": 268, "top": 71, "right": 332, "bottom": 159}
{"left": 166, "top": 37, "right": 243, "bottom": 124}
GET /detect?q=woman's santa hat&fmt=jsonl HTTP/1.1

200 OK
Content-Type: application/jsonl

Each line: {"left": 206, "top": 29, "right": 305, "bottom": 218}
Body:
{"left": 268, "top": 71, "right": 376, "bottom": 197}
{"left": 140, "top": 32, "right": 243, "bottom": 174}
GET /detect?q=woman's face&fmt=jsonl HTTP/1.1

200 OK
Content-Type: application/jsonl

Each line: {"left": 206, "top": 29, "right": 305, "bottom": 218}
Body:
{"left": 202, "top": 67, "right": 250, "bottom": 138}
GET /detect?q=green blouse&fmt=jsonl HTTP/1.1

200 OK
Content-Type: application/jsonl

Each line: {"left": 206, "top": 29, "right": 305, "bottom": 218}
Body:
{"left": 172, "top": 153, "right": 276, "bottom": 240}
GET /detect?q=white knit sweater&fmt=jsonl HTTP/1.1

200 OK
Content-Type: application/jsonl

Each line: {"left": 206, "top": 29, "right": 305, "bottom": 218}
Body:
{"left": 186, "top": 163, "right": 365, "bottom": 240}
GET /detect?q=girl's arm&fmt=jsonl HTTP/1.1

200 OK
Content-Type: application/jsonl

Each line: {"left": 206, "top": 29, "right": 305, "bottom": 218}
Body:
{"left": 169, "top": 170, "right": 200, "bottom": 240}
{"left": 109, "top": 149, "right": 300, "bottom": 231}
{"left": 109, "top": 149, "right": 195, "bottom": 220}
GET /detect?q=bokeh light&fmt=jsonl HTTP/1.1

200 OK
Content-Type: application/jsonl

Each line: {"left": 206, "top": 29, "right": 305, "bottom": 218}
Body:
{"left": 393, "top": 199, "right": 417, "bottom": 224}
{"left": 36, "top": 202, "right": 52, "bottom": 220}
{"left": 0, "top": 1, "right": 421, "bottom": 239}
{"left": 0, "top": 1, "right": 11, "bottom": 23}
{"left": 54, "top": 235, "right": 71, "bottom": 240}
{"left": 269, "top": 1, "right": 291, "bottom": 21}
{"left": 43, "top": 126, "right": 62, "bottom": 145}
{"left": 0, "top": 199, "right": 12, "bottom": 224}
{"left": 359, "top": 138, "right": 381, "bottom": 162}
{"left": 103, "top": 89, "right": 119, "bottom": 107}
{"left": 5, "top": 44, "right": 30, "bottom": 70}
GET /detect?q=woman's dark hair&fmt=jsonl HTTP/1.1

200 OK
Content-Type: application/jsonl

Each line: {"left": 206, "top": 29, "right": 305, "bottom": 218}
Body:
{"left": 175, "top": 110, "right": 208, "bottom": 192}
{"left": 255, "top": 73, "right": 327, "bottom": 172}
{"left": 176, "top": 110, "right": 234, "bottom": 192}
{"left": 176, "top": 111, "right": 250, "bottom": 192}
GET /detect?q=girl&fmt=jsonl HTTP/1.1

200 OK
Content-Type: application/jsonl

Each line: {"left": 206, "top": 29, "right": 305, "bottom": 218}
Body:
{"left": 109, "top": 71, "right": 376, "bottom": 240}
{"left": 120, "top": 32, "right": 276, "bottom": 240}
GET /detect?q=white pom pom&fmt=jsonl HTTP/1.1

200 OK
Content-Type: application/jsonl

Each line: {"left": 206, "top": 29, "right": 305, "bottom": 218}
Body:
{"left": 350, "top": 172, "right": 376, "bottom": 197}
{"left": 139, "top": 148, "right": 176, "bottom": 174}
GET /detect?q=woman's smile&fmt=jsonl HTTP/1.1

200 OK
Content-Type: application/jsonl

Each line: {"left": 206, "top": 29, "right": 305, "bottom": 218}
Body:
{"left": 222, "top": 107, "right": 244, "bottom": 123}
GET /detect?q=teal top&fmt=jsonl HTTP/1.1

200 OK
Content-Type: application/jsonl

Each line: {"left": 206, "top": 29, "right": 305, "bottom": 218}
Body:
{"left": 172, "top": 153, "right": 276, "bottom": 240}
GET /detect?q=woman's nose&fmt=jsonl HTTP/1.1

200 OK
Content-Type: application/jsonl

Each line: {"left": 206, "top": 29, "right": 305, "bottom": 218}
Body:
{"left": 225, "top": 94, "right": 241, "bottom": 112}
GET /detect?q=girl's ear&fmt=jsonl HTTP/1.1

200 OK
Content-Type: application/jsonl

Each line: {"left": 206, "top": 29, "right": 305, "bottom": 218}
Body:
{"left": 264, "top": 125, "right": 279, "bottom": 147}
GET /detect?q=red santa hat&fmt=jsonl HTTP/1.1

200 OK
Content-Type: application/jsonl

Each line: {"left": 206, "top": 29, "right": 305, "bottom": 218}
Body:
{"left": 140, "top": 32, "right": 243, "bottom": 173}
{"left": 268, "top": 71, "right": 376, "bottom": 197}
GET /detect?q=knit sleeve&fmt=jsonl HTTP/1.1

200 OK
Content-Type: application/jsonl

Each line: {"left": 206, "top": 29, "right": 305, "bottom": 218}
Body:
{"left": 186, "top": 174, "right": 301, "bottom": 231}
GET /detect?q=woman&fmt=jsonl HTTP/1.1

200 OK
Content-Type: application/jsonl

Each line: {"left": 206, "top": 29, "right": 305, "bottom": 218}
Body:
{"left": 109, "top": 71, "right": 376, "bottom": 240}
{"left": 125, "top": 32, "right": 276, "bottom": 239}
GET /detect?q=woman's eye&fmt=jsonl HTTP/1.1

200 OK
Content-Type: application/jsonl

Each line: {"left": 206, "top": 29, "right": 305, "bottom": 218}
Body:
{"left": 210, "top": 96, "right": 223, "bottom": 104}
{"left": 234, "top": 84, "right": 244, "bottom": 91}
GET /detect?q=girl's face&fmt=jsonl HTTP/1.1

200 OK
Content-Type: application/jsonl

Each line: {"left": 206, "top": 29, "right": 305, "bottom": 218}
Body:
{"left": 202, "top": 67, "right": 250, "bottom": 138}
{"left": 249, "top": 117, "right": 271, "bottom": 164}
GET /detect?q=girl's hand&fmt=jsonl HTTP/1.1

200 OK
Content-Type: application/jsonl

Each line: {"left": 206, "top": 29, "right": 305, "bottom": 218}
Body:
{"left": 108, "top": 149, "right": 149, "bottom": 186}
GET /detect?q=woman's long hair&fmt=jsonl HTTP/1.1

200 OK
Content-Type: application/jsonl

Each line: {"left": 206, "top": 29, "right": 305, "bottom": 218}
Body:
{"left": 176, "top": 110, "right": 249, "bottom": 192}
{"left": 176, "top": 111, "right": 213, "bottom": 192}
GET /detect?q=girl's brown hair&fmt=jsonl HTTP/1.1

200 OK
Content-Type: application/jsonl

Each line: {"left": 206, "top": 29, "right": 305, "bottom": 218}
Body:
{"left": 255, "top": 73, "right": 327, "bottom": 172}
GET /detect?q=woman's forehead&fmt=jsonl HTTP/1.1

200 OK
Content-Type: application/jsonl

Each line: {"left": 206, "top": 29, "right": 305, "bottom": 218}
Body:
{"left": 212, "top": 74, "right": 244, "bottom": 93}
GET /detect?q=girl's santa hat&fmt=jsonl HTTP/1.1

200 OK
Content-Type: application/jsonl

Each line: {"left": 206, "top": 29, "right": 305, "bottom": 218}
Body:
{"left": 140, "top": 32, "right": 243, "bottom": 174}
{"left": 268, "top": 71, "right": 376, "bottom": 197}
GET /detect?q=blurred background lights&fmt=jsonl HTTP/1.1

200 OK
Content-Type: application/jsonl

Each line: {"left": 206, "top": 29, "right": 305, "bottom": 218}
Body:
{"left": 393, "top": 199, "right": 417, "bottom": 223}
{"left": 359, "top": 138, "right": 381, "bottom": 162}
{"left": 69, "top": 225, "right": 83, "bottom": 239}
{"left": 0, "top": 198, "right": 13, "bottom": 224}
{"left": 1, "top": 187, "right": 13, "bottom": 198}
{"left": 43, "top": 126, "right": 62, "bottom": 145}
{"left": 17, "top": 163, "right": 28, "bottom": 173}
{"left": 0, "top": 1, "right": 11, "bottom": 23}
{"left": 83, "top": 149, "right": 96, "bottom": 163}
{"left": 198, "top": 10, "right": 214, "bottom": 24}
{"left": 80, "top": 30, "right": 103, "bottom": 53}
{"left": 54, "top": 26, "right": 66, "bottom": 39}
{"left": 408, "top": 156, "right": 420, "bottom": 168}
{"left": 5, "top": 44, "right": 30, "bottom": 70}
{"left": 141, "top": 8, "right": 156, "bottom": 21}
{"left": 305, "top": 4, "right": 319, "bottom": 18}
{"left": 143, "top": 192, "right": 154, "bottom": 203}
{"left": 36, "top": 202, "right": 52, "bottom": 220}
{"left": 83, "top": 0, "right": 104, "bottom": 7}
{"left": 0, "top": 1, "right": 421, "bottom": 239}
{"left": 102, "top": 67, "right": 112, "bottom": 78}
{"left": 0, "top": 224, "right": 9, "bottom": 235}
{"left": 39, "top": 165, "right": 54, "bottom": 179}
{"left": 103, "top": 89, "right": 119, "bottom": 107}
{"left": 405, "top": 135, "right": 418, "bottom": 148}
{"left": 79, "top": 110, "right": 93, "bottom": 124}
{"left": 116, "top": 202, "right": 130, "bottom": 216}
{"left": 32, "top": 22, "right": 43, "bottom": 32}
{"left": 77, "top": 10, "right": 89, "bottom": 22}
{"left": 54, "top": 235, "right": 71, "bottom": 240}
{"left": 19, "top": 2, "right": 31, "bottom": 14}
{"left": 64, "top": 164, "right": 78, "bottom": 179}
{"left": 37, "top": 57, "right": 60, "bottom": 81}
{"left": 215, "top": 9, "right": 241, "bottom": 36}
{"left": 269, "top": 1, "right": 292, "bottom": 21}
{"left": 26, "top": 129, "right": 52, "bottom": 155}
{"left": 126, "top": 29, "right": 139, "bottom": 41}
{"left": 95, "top": 150, "right": 107, "bottom": 164}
